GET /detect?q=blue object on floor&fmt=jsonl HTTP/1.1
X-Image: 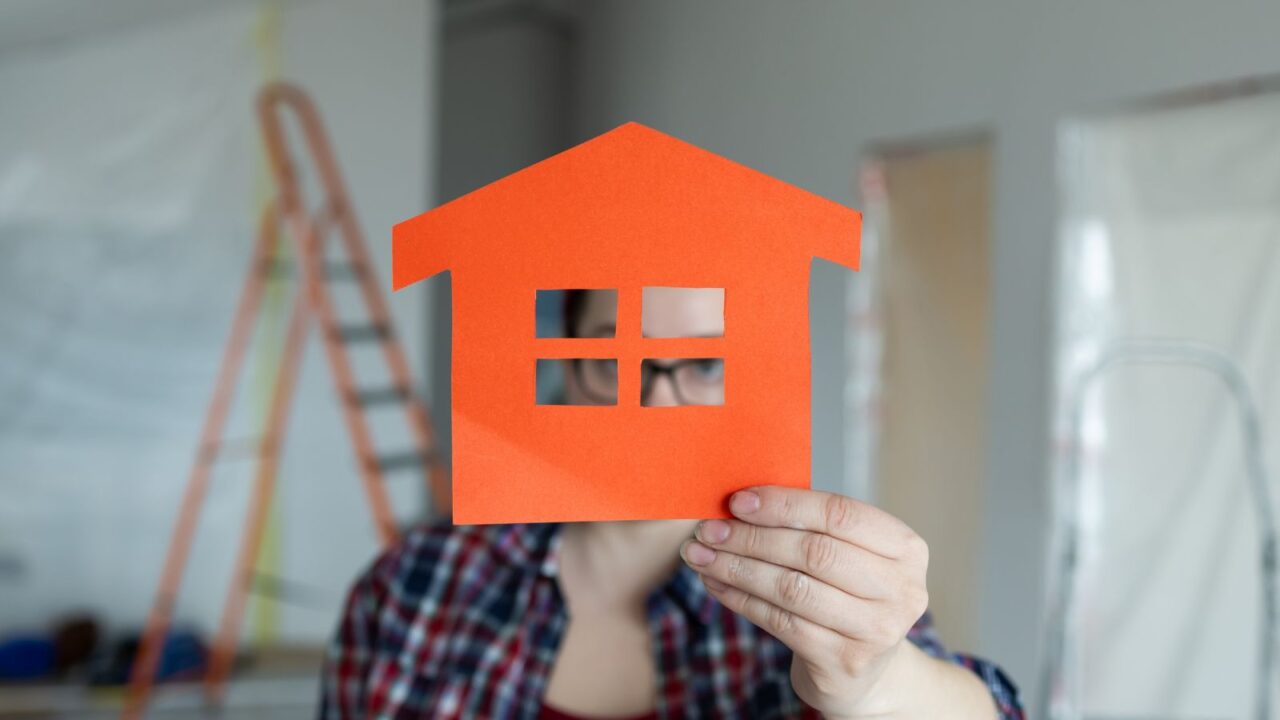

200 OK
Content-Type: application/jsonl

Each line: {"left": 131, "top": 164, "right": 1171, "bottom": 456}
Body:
{"left": 157, "top": 629, "right": 207, "bottom": 681}
{"left": 0, "top": 635, "right": 56, "bottom": 680}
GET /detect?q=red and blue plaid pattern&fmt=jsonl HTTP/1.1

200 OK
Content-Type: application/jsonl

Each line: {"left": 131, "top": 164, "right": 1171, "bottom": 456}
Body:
{"left": 321, "top": 521, "right": 1023, "bottom": 718}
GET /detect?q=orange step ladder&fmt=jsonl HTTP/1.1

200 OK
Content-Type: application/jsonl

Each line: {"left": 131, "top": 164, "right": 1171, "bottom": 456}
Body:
{"left": 122, "top": 82, "right": 449, "bottom": 718}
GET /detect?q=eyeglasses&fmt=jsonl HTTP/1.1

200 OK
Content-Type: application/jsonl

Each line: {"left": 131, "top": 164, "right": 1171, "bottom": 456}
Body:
{"left": 572, "top": 358, "right": 724, "bottom": 406}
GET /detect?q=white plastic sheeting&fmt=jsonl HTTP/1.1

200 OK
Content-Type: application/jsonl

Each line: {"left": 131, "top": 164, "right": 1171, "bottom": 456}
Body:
{"left": 0, "top": 2, "right": 433, "bottom": 644}
{"left": 1050, "top": 89, "right": 1280, "bottom": 718}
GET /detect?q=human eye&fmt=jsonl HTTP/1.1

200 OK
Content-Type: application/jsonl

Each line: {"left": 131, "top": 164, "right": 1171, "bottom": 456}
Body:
{"left": 689, "top": 358, "right": 724, "bottom": 382}
{"left": 589, "top": 358, "right": 618, "bottom": 380}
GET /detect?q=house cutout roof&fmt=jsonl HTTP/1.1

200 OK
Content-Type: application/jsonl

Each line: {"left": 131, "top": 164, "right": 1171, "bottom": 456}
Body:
{"left": 393, "top": 122, "right": 858, "bottom": 289}
{"left": 391, "top": 122, "right": 861, "bottom": 524}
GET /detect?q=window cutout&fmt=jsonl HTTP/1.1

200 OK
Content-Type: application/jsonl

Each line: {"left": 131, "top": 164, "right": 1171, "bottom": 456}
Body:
{"left": 537, "top": 289, "right": 617, "bottom": 338}
{"left": 641, "top": 358, "right": 724, "bottom": 406}
{"left": 537, "top": 358, "right": 617, "bottom": 406}
{"left": 641, "top": 287, "right": 724, "bottom": 338}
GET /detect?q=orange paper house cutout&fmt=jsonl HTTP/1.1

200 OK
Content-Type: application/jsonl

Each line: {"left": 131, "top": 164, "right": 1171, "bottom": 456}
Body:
{"left": 393, "top": 123, "right": 860, "bottom": 525}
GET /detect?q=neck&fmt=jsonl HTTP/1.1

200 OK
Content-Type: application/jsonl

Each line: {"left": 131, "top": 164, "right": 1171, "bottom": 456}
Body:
{"left": 559, "top": 519, "right": 697, "bottom": 605}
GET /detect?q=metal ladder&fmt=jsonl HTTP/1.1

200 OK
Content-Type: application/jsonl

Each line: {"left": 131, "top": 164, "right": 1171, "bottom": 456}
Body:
{"left": 122, "top": 82, "right": 448, "bottom": 719}
{"left": 1039, "top": 338, "right": 1277, "bottom": 720}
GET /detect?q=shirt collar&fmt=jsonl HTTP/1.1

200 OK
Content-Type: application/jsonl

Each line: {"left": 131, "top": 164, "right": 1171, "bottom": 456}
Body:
{"left": 664, "top": 561, "right": 720, "bottom": 625}
{"left": 490, "top": 522, "right": 562, "bottom": 577}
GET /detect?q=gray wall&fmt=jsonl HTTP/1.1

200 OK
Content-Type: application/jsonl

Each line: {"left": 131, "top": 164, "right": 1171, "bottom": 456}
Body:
{"left": 432, "top": 0, "right": 577, "bottom": 467}
{"left": 568, "top": 0, "right": 1280, "bottom": 700}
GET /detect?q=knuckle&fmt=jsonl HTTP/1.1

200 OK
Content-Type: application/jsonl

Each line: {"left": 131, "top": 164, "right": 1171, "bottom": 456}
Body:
{"left": 903, "top": 531, "right": 929, "bottom": 566}
{"left": 725, "top": 554, "right": 751, "bottom": 582}
{"left": 767, "top": 604, "right": 797, "bottom": 636}
{"left": 742, "top": 523, "right": 765, "bottom": 556}
{"left": 838, "top": 642, "right": 873, "bottom": 676}
{"left": 859, "top": 570, "right": 889, "bottom": 600}
{"left": 776, "top": 491, "right": 799, "bottom": 528}
{"left": 869, "top": 613, "right": 905, "bottom": 649}
{"left": 777, "top": 569, "right": 812, "bottom": 608}
{"left": 824, "top": 494, "right": 857, "bottom": 534}
{"left": 897, "top": 580, "right": 929, "bottom": 620}
{"left": 801, "top": 532, "right": 838, "bottom": 575}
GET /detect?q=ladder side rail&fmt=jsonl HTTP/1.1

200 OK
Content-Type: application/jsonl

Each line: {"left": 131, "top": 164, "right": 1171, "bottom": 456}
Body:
{"left": 263, "top": 83, "right": 449, "bottom": 518}
{"left": 1039, "top": 338, "right": 1278, "bottom": 720}
{"left": 122, "top": 204, "right": 281, "bottom": 719}
{"left": 203, "top": 279, "right": 312, "bottom": 701}
{"left": 257, "top": 85, "right": 400, "bottom": 546}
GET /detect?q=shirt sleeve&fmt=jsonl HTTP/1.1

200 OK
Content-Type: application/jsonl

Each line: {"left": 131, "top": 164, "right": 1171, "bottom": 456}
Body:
{"left": 318, "top": 553, "right": 392, "bottom": 719}
{"left": 905, "top": 611, "right": 1025, "bottom": 720}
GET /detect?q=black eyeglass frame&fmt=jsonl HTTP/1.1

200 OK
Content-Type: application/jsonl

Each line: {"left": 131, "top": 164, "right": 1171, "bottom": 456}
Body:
{"left": 570, "top": 358, "right": 724, "bottom": 406}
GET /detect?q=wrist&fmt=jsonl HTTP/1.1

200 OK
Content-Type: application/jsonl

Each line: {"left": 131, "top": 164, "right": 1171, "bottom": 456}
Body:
{"left": 824, "top": 641, "right": 927, "bottom": 720}
{"left": 828, "top": 642, "right": 999, "bottom": 720}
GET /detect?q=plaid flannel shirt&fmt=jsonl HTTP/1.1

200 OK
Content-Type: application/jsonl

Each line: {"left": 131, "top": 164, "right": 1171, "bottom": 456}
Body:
{"left": 321, "top": 521, "right": 1023, "bottom": 718}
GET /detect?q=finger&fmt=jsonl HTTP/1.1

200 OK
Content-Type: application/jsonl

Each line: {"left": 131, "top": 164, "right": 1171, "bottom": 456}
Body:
{"left": 697, "top": 571, "right": 849, "bottom": 662}
{"left": 727, "top": 486, "right": 924, "bottom": 560}
{"left": 682, "top": 539, "right": 878, "bottom": 641}
{"left": 694, "top": 519, "right": 901, "bottom": 600}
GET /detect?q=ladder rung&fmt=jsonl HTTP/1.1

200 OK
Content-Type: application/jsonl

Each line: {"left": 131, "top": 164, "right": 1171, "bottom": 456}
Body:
{"left": 262, "top": 257, "right": 292, "bottom": 279}
{"left": 349, "top": 385, "right": 411, "bottom": 407}
{"left": 261, "top": 258, "right": 363, "bottom": 282}
{"left": 324, "top": 260, "right": 364, "bottom": 281}
{"left": 314, "top": 200, "right": 345, "bottom": 226}
{"left": 371, "top": 450, "right": 428, "bottom": 474}
{"left": 333, "top": 323, "right": 390, "bottom": 343}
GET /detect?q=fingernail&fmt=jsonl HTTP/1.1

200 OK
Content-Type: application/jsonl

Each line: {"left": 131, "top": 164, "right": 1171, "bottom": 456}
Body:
{"left": 697, "top": 519, "right": 731, "bottom": 544}
{"left": 730, "top": 491, "right": 761, "bottom": 515}
{"left": 684, "top": 541, "right": 715, "bottom": 566}
{"left": 702, "top": 575, "right": 728, "bottom": 592}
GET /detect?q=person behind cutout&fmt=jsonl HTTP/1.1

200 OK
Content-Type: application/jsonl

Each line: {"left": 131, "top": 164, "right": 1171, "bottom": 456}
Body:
{"left": 320, "top": 288, "right": 1023, "bottom": 719}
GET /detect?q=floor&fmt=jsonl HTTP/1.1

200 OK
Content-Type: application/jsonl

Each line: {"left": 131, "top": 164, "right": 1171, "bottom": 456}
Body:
{"left": 0, "top": 647, "right": 323, "bottom": 719}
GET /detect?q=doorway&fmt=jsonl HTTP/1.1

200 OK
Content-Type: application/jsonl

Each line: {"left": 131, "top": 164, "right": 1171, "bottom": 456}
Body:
{"left": 852, "top": 136, "right": 993, "bottom": 650}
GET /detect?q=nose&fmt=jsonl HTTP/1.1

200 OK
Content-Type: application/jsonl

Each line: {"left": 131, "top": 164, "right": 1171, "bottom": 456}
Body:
{"left": 642, "top": 372, "right": 681, "bottom": 407}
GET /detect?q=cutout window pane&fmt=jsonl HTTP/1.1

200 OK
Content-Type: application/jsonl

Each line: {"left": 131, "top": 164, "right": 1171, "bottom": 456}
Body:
{"left": 641, "top": 287, "right": 724, "bottom": 338}
{"left": 537, "top": 358, "right": 617, "bottom": 406}
{"left": 641, "top": 358, "right": 724, "bottom": 406}
{"left": 537, "top": 289, "right": 617, "bottom": 338}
